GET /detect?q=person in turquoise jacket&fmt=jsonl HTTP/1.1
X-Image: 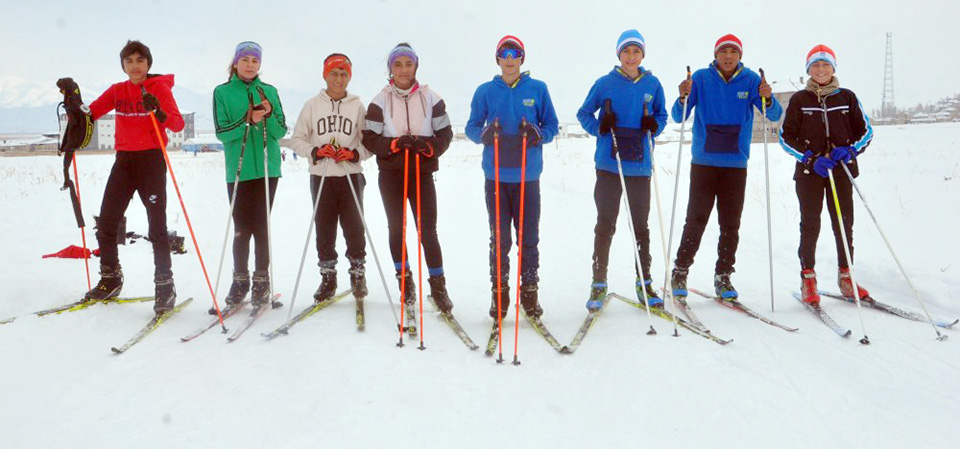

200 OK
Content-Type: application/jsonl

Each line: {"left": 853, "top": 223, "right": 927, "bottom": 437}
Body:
{"left": 668, "top": 34, "right": 781, "bottom": 301}
{"left": 577, "top": 29, "right": 668, "bottom": 312}
{"left": 213, "top": 41, "right": 287, "bottom": 308}
{"left": 465, "top": 35, "right": 559, "bottom": 320}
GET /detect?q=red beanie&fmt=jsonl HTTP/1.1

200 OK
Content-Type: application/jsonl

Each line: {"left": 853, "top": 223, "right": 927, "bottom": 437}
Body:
{"left": 714, "top": 34, "right": 743, "bottom": 56}
{"left": 806, "top": 44, "right": 837, "bottom": 73}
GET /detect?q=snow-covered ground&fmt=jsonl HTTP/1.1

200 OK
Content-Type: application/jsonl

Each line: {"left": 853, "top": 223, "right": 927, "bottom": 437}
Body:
{"left": 2, "top": 123, "right": 958, "bottom": 448}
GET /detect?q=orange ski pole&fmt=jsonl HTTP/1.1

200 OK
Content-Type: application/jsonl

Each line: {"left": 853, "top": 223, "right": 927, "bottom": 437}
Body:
{"left": 513, "top": 119, "right": 530, "bottom": 366}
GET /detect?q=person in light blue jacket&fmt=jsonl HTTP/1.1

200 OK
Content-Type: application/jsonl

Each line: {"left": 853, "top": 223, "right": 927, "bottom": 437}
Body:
{"left": 466, "top": 35, "right": 559, "bottom": 320}
{"left": 668, "top": 34, "right": 782, "bottom": 301}
{"left": 576, "top": 30, "right": 667, "bottom": 312}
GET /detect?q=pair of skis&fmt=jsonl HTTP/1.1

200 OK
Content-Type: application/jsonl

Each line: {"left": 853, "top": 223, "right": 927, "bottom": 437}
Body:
{"left": 484, "top": 310, "right": 565, "bottom": 357}
{"left": 0, "top": 296, "right": 155, "bottom": 325}
{"left": 791, "top": 290, "right": 957, "bottom": 339}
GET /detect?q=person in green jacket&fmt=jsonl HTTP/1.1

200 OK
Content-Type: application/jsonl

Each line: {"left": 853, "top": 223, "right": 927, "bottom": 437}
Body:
{"left": 213, "top": 41, "right": 287, "bottom": 307}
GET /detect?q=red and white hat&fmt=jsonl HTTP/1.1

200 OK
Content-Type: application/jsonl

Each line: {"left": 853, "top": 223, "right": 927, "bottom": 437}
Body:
{"left": 496, "top": 35, "right": 525, "bottom": 63}
{"left": 714, "top": 34, "right": 743, "bottom": 56}
{"left": 806, "top": 44, "right": 837, "bottom": 73}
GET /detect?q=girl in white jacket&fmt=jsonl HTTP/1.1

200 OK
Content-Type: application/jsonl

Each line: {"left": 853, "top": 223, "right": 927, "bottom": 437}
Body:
{"left": 290, "top": 54, "right": 372, "bottom": 302}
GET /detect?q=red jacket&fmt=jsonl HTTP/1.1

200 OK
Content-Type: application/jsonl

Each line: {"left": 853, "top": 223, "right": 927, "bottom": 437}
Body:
{"left": 89, "top": 74, "right": 184, "bottom": 151}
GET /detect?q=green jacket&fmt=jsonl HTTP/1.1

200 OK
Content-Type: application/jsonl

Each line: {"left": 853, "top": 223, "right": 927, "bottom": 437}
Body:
{"left": 214, "top": 74, "right": 287, "bottom": 182}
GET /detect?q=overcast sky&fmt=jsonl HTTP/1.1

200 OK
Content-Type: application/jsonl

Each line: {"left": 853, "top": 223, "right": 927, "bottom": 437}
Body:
{"left": 2, "top": 0, "right": 957, "bottom": 124}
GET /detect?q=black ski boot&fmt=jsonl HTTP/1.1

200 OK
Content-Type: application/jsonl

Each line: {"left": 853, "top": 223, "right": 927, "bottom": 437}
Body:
{"left": 520, "top": 283, "right": 543, "bottom": 319}
{"left": 714, "top": 273, "right": 738, "bottom": 300}
{"left": 396, "top": 270, "right": 416, "bottom": 305}
{"left": 586, "top": 281, "right": 608, "bottom": 312}
{"left": 84, "top": 265, "right": 123, "bottom": 302}
{"left": 314, "top": 265, "right": 337, "bottom": 303}
{"left": 671, "top": 267, "right": 689, "bottom": 298}
{"left": 636, "top": 277, "right": 663, "bottom": 308}
{"left": 153, "top": 272, "right": 177, "bottom": 315}
{"left": 209, "top": 271, "right": 249, "bottom": 314}
{"left": 251, "top": 270, "right": 272, "bottom": 307}
{"left": 489, "top": 277, "right": 510, "bottom": 319}
{"left": 348, "top": 258, "right": 367, "bottom": 299}
{"left": 428, "top": 275, "right": 453, "bottom": 313}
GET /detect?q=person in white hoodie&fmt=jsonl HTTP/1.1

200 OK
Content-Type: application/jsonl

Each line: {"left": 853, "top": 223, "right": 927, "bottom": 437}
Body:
{"left": 290, "top": 54, "right": 372, "bottom": 302}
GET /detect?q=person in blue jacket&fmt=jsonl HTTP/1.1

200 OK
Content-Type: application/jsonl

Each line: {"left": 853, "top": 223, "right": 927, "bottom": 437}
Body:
{"left": 466, "top": 35, "right": 559, "bottom": 320}
{"left": 577, "top": 30, "right": 668, "bottom": 312}
{"left": 669, "top": 34, "right": 782, "bottom": 301}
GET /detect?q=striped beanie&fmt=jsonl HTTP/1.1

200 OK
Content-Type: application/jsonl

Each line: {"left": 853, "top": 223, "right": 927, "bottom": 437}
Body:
{"left": 616, "top": 29, "right": 645, "bottom": 57}
{"left": 233, "top": 41, "right": 262, "bottom": 65}
{"left": 388, "top": 43, "right": 418, "bottom": 70}
{"left": 714, "top": 34, "right": 742, "bottom": 56}
{"left": 806, "top": 44, "right": 837, "bottom": 73}
{"left": 323, "top": 53, "right": 352, "bottom": 78}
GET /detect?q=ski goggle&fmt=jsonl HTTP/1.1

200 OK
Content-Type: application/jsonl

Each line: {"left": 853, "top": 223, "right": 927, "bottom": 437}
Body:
{"left": 497, "top": 48, "right": 524, "bottom": 60}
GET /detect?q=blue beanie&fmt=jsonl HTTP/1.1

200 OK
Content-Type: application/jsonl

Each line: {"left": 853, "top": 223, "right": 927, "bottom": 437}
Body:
{"left": 616, "top": 30, "right": 645, "bottom": 56}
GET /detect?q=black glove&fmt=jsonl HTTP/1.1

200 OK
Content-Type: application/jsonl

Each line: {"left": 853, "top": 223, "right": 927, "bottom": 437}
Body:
{"left": 599, "top": 109, "right": 617, "bottom": 135}
{"left": 519, "top": 121, "right": 542, "bottom": 147}
{"left": 142, "top": 92, "right": 167, "bottom": 123}
{"left": 412, "top": 136, "right": 438, "bottom": 158}
{"left": 390, "top": 135, "right": 416, "bottom": 153}
{"left": 481, "top": 121, "right": 501, "bottom": 146}
{"left": 641, "top": 116, "right": 658, "bottom": 135}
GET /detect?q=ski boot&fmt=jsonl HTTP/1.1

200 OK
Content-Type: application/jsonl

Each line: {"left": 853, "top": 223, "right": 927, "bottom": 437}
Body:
{"left": 838, "top": 267, "right": 870, "bottom": 300}
{"left": 209, "top": 271, "right": 249, "bottom": 314}
{"left": 251, "top": 270, "right": 272, "bottom": 308}
{"left": 396, "top": 269, "right": 416, "bottom": 305}
{"left": 84, "top": 265, "right": 123, "bottom": 302}
{"left": 314, "top": 262, "right": 337, "bottom": 303}
{"left": 153, "top": 272, "right": 177, "bottom": 315}
{"left": 637, "top": 277, "right": 663, "bottom": 308}
{"left": 428, "top": 275, "right": 453, "bottom": 313}
{"left": 348, "top": 258, "right": 367, "bottom": 299}
{"left": 520, "top": 283, "right": 543, "bottom": 319}
{"left": 671, "top": 267, "right": 688, "bottom": 298}
{"left": 586, "top": 281, "right": 607, "bottom": 312}
{"left": 489, "top": 277, "right": 510, "bottom": 319}
{"left": 801, "top": 269, "right": 820, "bottom": 305}
{"left": 714, "top": 273, "right": 738, "bottom": 300}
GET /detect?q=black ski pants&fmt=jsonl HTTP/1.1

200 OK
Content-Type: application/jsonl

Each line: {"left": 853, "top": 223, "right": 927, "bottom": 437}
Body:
{"left": 485, "top": 179, "right": 541, "bottom": 285}
{"left": 674, "top": 164, "right": 747, "bottom": 275}
{"left": 796, "top": 172, "right": 854, "bottom": 270}
{"left": 379, "top": 168, "right": 443, "bottom": 271}
{"left": 226, "top": 177, "right": 278, "bottom": 273}
{"left": 592, "top": 170, "right": 652, "bottom": 281}
{"left": 311, "top": 174, "right": 366, "bottom": 265}
{"left": 96, "top": 149, "right": 171, "bottom": 276}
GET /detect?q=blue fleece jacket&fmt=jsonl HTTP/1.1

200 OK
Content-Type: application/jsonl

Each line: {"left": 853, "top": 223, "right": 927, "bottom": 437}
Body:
{"left": 671, "top": 62, "right": 782, "bottom": 168}
{"left": 577, "top": 67, "right": 667, "bottom": 177}
{"left": 466, "top": 72, "right": 560, "bottom": 182}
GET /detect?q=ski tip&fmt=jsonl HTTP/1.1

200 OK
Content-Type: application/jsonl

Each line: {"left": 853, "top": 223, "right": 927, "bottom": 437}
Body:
{"left": 110, "top": 347, "right": 123, "bottom": 354}
{"left": 842, "top": 330, "right": 853, "bottom": 338}
{"left": 559, "top": 346, "right": 573, "bottom": 355}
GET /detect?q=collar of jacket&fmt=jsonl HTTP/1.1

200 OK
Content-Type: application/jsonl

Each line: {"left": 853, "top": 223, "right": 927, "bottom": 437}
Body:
{"left": 710, "top": 61, "right": 743, "bottom": 83}
{"left": 318, "top": 88, "right": 359, "bottom": 112}
{"left": 614, "top": 66, "right": 648, "bottom": 83}
{"left": 805, "top": 76, "right": 841, "bottom": 100}
{"left": 494, "top": 71, "right": 530, "bottom": 88}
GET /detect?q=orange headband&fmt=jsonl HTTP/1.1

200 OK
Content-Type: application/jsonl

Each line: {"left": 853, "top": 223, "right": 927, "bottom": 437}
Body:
{"left": 323, "top": 55, "right": 352, "bottom": 78}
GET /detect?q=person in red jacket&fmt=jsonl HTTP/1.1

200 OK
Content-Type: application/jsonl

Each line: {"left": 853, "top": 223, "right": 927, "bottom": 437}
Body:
{"left": 82, "top": 40, "right": 185, "bottom": 315}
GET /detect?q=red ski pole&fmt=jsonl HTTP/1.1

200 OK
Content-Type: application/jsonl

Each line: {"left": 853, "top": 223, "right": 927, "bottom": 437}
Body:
{"left": 512, "top": 119, "right": 530, "bottom": 366}
{"left": 398, "top": 147, "right": 410, "bottom": 346}
{"left": 416, "top": 153, "right": 425, "bottom": 350}
{"left": 72, "top": 152, "right": 91, "bottom": 290}
{"left": 143, "top": 89, "right": 225, "bottom": 328}
{"left": 493, "top": 120, "right": 504, "bottom": 363}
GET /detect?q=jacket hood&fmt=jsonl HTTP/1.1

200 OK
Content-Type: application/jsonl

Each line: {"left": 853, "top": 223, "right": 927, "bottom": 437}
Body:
{"left": 143, "top": 74, "right": 175, "bottom": 89}
{"left": 318, "top": 88, "right": 361, "bottom": 105}
{"left": 492, "top": 71, "right": 531, "bottom": 88}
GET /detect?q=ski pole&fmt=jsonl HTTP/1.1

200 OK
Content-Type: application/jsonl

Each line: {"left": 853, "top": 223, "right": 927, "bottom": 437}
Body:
{"left": 398, "top": 146, "right": 411, "bottom": 347}
{"left": 818, "top": 93, "right": 869, "bottom": 345}
{"left": 285, "top": 162, "right": 328, "bottom": 322}
{"left": 759, "top": 68, "right": 776, "bottom": 313}
{"left": 661, "top": 67, "right": 692, "bottom": 337}
{"left": 142, "top": 87, "right": 220, "bottom": 320}
{"left": 210, "top": 109, "right": 252, "bottom": 331}
{"left": 415, "top": 153, "right": 425, "bottom": 350}
{"left": 607, "top": 100, "right": 656, "bottom": 335}
{"left": 512, "top": 119, "right": 530, "bottom": 366}
{"left": 827, "top": 169, "right": 870, "bottom": 345}
{"left": 256, "top": 87, "right": 278, "bottom": 308}
{"left": 644, "top": 102, "right": 669, "bottom": 279}
{"left": 71, "top": 152, "right": 92, "bottom": 291}
{"left": 840, "top": 162, "right": 947, "bottom": 341}
{"left": 344, "top": 170, "right": 402, "bottom": 329}
{"left": 493, "top": 119, "right": 505, "bottom": 363}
